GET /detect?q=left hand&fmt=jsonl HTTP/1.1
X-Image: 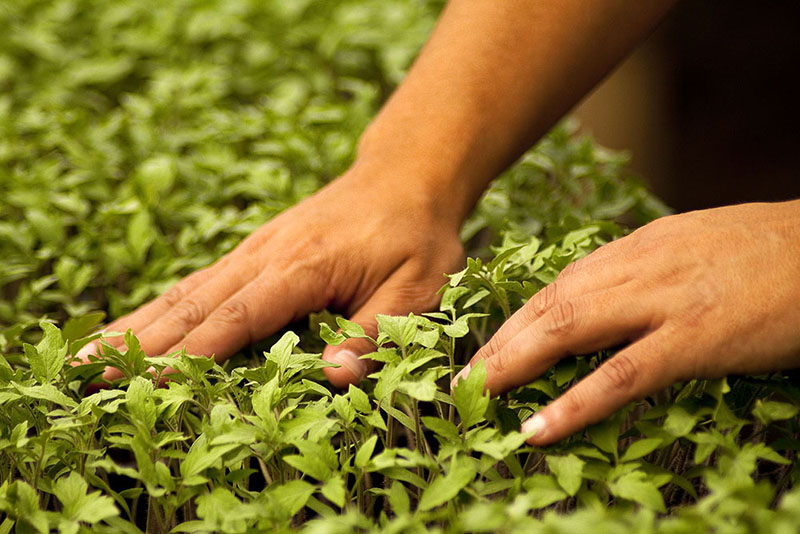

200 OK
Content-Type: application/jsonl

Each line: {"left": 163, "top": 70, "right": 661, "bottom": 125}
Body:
{"left": 457, "top": 200, "right": 800, "bottom": 446}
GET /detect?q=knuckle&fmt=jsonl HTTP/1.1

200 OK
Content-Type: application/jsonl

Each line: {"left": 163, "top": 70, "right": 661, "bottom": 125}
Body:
{"left": 531, "top": 281, "right": 560, "bottom": 317}
{"left": 161, "top": 284, "right": 186, "bottom": 308}
{"left": 560, "top": 386, "right": 591, "bottom": 420}
{"left": 214, "top": 299, "right": 250, "bottom": 326}
{"left": 598, "top": 352, "right": 639, "bottom": 393}
{"left": 543, "top": 300, "right": 578, "bottom": 336}
{"left": 557, "top": 261, "right": 578, "bottom": 281}
{"left": 671, "top": 272, "right": 721, "bottom": 329}
{"left": 486, "top": 351, "right": 510, "bottom": 376}
{"left": 172, "top": 298, "right": 206, "bottom": 330}
{"left": 481, "top": 333, "right": 504, "bottom": 359}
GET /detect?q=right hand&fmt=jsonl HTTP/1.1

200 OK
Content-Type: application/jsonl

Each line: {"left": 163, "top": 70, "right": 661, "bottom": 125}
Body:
{"left": 78, "top": 162, "right": 464, "bottom": 387}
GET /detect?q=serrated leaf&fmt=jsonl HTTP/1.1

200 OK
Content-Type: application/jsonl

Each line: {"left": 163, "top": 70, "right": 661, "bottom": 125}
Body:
{"left": 418, "top": 460, "right": 476, "bottom": 511}
{"left": 609, "top": 471, "right": 666, "bottom": 512}
{"left": 29, "top": 321, "right": 68, "bottom": 384}
{"left": 546, "top": 454, "right": 585, "bottom": 496}
{"left": 523, "top": 474, "right": 568, "bottom": 508}
{"left": 453, "top": 359, "right": 489, "bottom": 428}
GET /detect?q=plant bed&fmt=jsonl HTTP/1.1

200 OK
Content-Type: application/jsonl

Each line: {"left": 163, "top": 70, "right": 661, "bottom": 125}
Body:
{"left": 1, "top": 1, "right": 798, "bottom": 533}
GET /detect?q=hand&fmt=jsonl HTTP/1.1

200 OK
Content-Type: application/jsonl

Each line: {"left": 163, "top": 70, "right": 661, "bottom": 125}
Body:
{"left": 78, "top": 163, "right": 464, "bottom": 387}
{"left": 461, "top": 200, "right": 800, "bottom": 446}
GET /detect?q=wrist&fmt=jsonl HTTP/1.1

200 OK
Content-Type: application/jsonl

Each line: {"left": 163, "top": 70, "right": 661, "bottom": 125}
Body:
{"left": 351, "top": 121, "right": 489, "bottom": 231}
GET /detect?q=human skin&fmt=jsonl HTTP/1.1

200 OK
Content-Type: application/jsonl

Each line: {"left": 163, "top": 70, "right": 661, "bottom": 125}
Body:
{"left": 80, "top": 0, "right": 676, "bottom": 383}
{"left": 74, "top": 0, "right": 800, "bottom": 447}
{"left": 455, "top": 201, "right": 800, "bottom": 445}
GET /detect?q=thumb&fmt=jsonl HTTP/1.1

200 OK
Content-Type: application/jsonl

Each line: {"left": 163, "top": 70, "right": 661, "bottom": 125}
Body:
{"left": 323, "top": 266, "right": 438, "bottom": 389}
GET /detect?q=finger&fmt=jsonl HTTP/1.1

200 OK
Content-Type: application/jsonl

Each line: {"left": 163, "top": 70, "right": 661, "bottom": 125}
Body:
{"left": 475, "top": 249, "right": 633, "bottom": 364}
{"left": 126, "top": 262, "right": 258, "bottom": 356}
{"left": 522, "top": 333, "right": 676, "bottom": 446}
{"left": 464, "top": 283, "right": 654, "bottom": 394}
{"left": 322, "top": 264, "right": 441, "bottom": 389}
{"left": 74, "top": 264, "right": 221, "bottom": 361}
{"left": 160, "top": 265, "right": 327, "bottom": 363}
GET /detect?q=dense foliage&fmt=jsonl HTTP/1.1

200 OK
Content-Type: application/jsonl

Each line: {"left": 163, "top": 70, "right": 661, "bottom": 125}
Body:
{"left": 0, "top": 1, "right": 798, "bottom": 533}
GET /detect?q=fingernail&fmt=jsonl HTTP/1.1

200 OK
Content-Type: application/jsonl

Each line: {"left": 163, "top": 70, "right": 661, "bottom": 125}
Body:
{"left": 450, "top": 363, "right": 471, "bottom": 389}
{"left": 330, "top": 350, "right": 367, "bottom": 382}
{"left": 75, "top": 341, "right": 99, "bottom": 362}
{"left": 521, "top": 414, "right": 546, "bottom": 438}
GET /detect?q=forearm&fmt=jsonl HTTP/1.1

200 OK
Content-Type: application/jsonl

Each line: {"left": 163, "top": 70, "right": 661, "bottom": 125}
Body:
{"left": 355, "top": 0, "right": 676, "bottom": 227}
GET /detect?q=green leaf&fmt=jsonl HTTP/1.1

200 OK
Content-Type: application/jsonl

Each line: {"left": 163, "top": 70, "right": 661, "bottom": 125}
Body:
{"left": 387, "top": 482, "right": 410, "bottom": 515}
{"left": 348, "top": 384, "right": 371, "bottom": 413}
{"left": 620, "top": 438, "right": 664, "bottom": 463}
{"left": 398, "top": 376, "right": 437, "bottom": 402}
{"left": 752, "top": 399, "right": 799, "bottom": 425}
{"left": 271, "top": 480, "right": 316, "bottom": 516}
{"left": 319, "top": 323, "right": 345, "bottom": 345}
{"left": 587, "top": 416, "right": 620, "bottom": 458}
{"left": 453, "top": 359, "right": 490, "bottom": 428}
{"left": 355, "top": 435, "right": 378, "bottom": 469}
{"left": 421, "top": 416, "right": 460, "bottom": 441}
{"left": 523, "top": 474, "right": 568, "bottom": 508}
{"left": 609, "top": 471, "right": 666, "bottom": 512}
{"left": 376, "top": 314, "right": 418, "bottom": 347}
{"left": 127, "top": 210, "right": 155, "bottom": 263}
{"left": 546, "top": 454, "right": 585, "bottom": 496}
{"left": 13, "top": 383, "right": 77, "bottom": 408}
{"left": 53, "top": 472, "right": 118, "bottom": 524}
{"left": 268, "top": 331, "right": 300, "bottom": 378}
{"left": 320, "top": 476, "right": 346, "bottom": 508}
{"left": 29, "top": 321, "right": 68, "bottom": 384}
{"left": 126, "top": 376, "right": 156, "bottom": 431}
{"left": 336, "top": 317, "right": 367, "bottom": 338}
{"left": 418, "top": 460, "right": 476, "bottom": 511}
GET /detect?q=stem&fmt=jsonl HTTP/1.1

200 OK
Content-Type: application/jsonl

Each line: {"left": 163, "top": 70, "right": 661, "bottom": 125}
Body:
{"left": 386, "top": 392, "right": 397, "bottom": 449}
{"left": 32, "top": 434, "right": 50, "bottom": 492}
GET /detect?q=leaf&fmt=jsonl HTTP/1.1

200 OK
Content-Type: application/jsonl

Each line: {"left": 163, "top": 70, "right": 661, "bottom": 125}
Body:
{"left": 271, "top": 480, "right": 316, "bottom": 516}
{"left": 609, "top": 471, "right": 666, "bottom": 512}
{"left": 662, "top": 404, "right": 699, "bottom": 438}
{"left": 62, "top": 311, "right": 106, "bottom": 343}
{"left": 348, "top": 384, "right": 371, "bottom": 412}
{"left": 421, "top": 416, "right": 460, "bottom": 441}
{"left": 752, "top": 399, "right": 799, "bottom": 425}
{"left": 546, "top": 454, "right": 585, "bottom": 496}
{"left": 398, "top": 376, "right": 437, "bottom": 402}
{"left": 319, "top": 323, "right": 345, "bottom": 345}
{"left": 126, "top": 376, "right": 156, "bottom": 431}
{"left": 453, "top": 359, "right": 490, "bottom": 428}
{"left": 387, "top": 482, "right": 410, "bottom": 515}
{"left": 267, "top": 331, "right": 300, "bottom": 378}
{"left": 355, "top": 435, "right": 378, "bottom": 469}
{"left": 126, "top": 210, "right": 155, "bottom": 263}
{"left": 471, "top": 431, "right": 530, "bottom": 460}
{"left": 418, "top": 460, "right": 476, "bottom": 511}
{"left": 587, "top": 416, "right": 620, "bottom": 458}
{"left": 620, "top": 438, "right": 664, "bottom": 463}
{"left": 336, "top": 317, "right": 367, "bottom": 338}
{"left": 523, "top": 474, "right": 568, "bottom": 508}
{"left": 376, "top": 314, "right": 418, "bottom": 347}
{"left": 13, "top": 383, "right": 77, "bottom": 408}
{"left": 320, "top": 476, "right": 345, "bottom": 508}
{"left": 53, "top": 472, "right": 118, "bottom": 524}
{"left": 28, "top": 321, "right": 68, "bottom": 384}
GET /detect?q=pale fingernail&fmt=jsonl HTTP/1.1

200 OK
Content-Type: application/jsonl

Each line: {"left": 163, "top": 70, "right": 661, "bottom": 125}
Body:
{"left": 75, "top": 341, "right": 99, "bottom": 362}
{"left": 521, "top": 414, "right": 546, "bottom": 438}
{"left": 330, "top": 350, "right": 367, "bottom": 382}
{"left": 450, "top": 363, "right": 472, "bottom": 389}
